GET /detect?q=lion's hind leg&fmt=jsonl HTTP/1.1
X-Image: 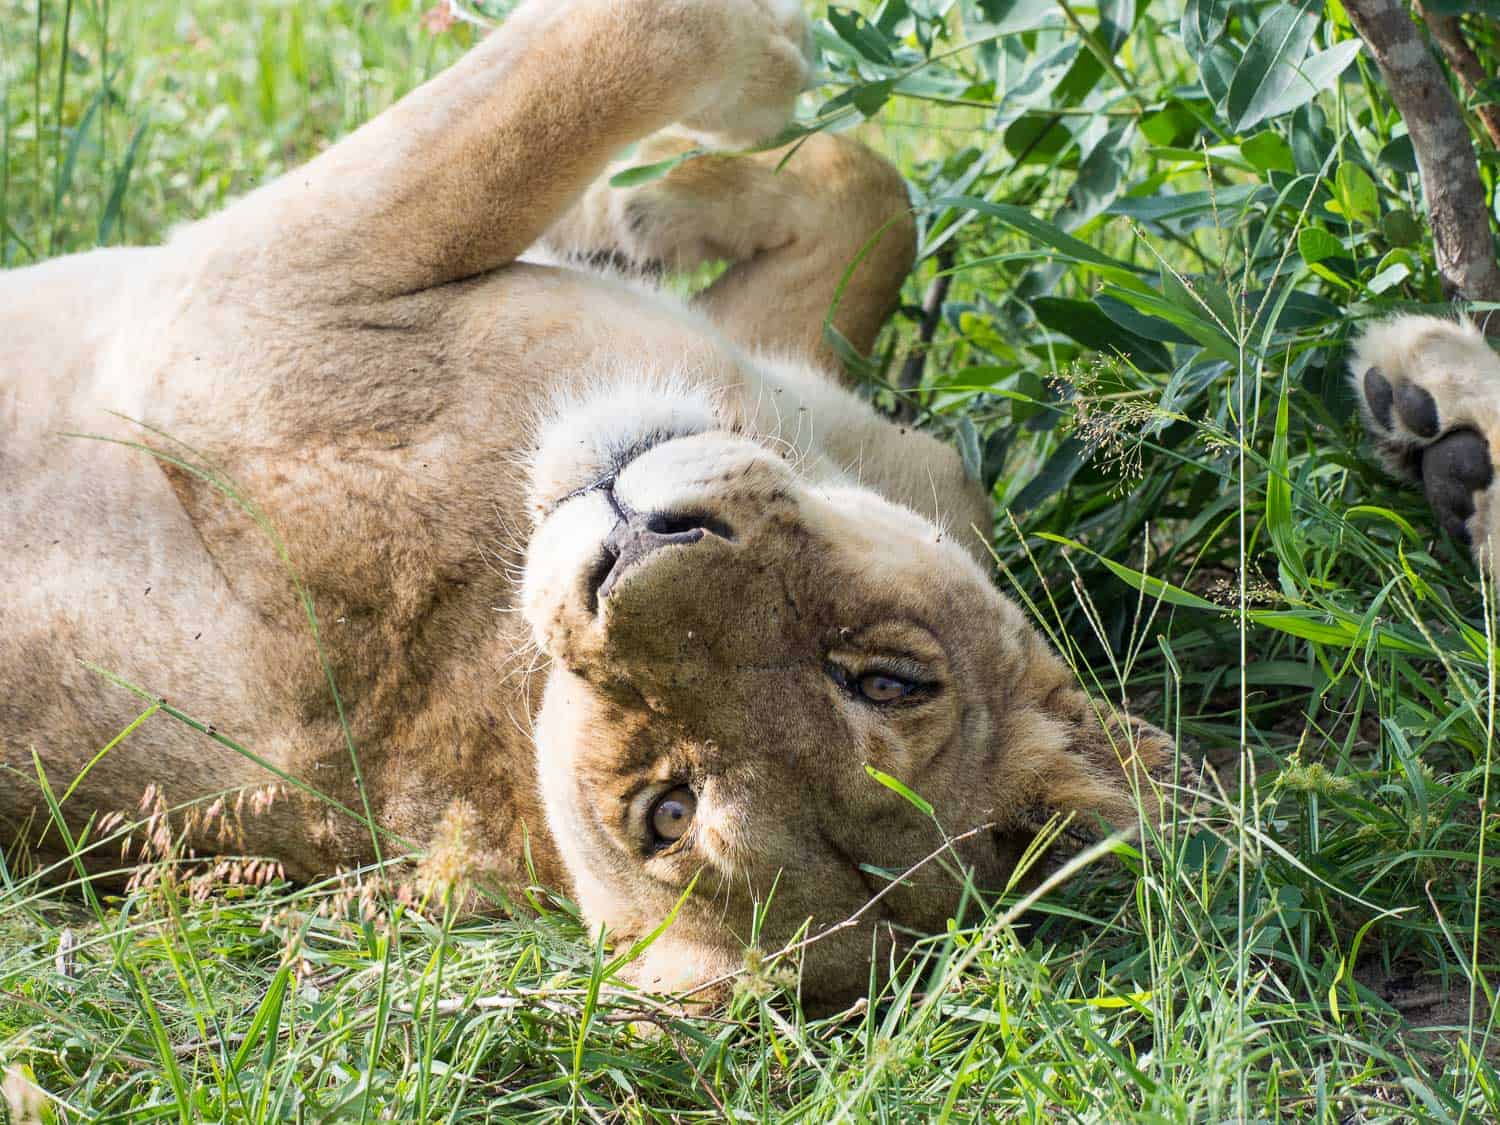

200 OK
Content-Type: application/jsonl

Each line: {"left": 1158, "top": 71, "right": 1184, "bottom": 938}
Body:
{"left": 542, "top": 132, "right": 916, "bottom": 371}
{"left": 1353, "top": 314, "right": 1500, "bottom": 553}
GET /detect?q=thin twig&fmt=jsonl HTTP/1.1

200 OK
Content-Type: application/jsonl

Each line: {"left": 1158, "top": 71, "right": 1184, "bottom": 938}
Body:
{"left": 898, "top": 244, "right": 957, "bottom": 401}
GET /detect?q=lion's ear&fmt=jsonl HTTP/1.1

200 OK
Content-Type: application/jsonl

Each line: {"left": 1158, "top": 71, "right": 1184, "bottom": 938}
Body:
{"left": 1001, "top": 689, "right": 1195, "bottom": 846}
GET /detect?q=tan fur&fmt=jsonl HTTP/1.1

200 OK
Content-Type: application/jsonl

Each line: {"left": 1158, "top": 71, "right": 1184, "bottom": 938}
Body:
{"left": 1, "top": 0, "right": 1184, "bottom": 1007}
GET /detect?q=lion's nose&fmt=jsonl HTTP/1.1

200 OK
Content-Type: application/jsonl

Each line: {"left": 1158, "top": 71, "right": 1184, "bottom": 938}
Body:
{"left": 592, "top": 509, "right": 734, "bottom": 606}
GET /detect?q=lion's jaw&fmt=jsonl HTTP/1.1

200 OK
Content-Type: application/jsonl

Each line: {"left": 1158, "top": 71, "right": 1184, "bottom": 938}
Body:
{"left": 519, "top": 392, "right": 1056, "bottom": 1008}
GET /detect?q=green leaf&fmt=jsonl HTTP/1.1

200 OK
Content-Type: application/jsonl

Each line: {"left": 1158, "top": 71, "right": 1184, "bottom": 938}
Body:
{"left": 1032, "top": 296, "right": 1172, "bottom": 372}
{"left": 1378, "top": 132, "right": 1418, "bottom": 174}
{"left": 972, "top": 0, "right": 1061, "bottom": 34}
{"left": 1226, "top": 7, "right": 1319, "bottom": 132}
{"left": 1265, "top": 378, "right": 1308, "bottom": 590}
{"left": 1098, "top": 0, "right": 1137, "bottom": 54}
{"left": 865, "top": 764, "right": 935, "bottom": 818}
{"left": 1200, "top": 43, "right": 1237, "bottom": 109}
{"left": 992, "top": 41, "right": 1081, "bottom": 129}
{"left": 1381, "top": 209, "right": 1422, "bottom": 247}
{"left": 1243, "top": 39, "right": 1364, "bottom": 130}
{"left": 956, "top": 416, "right": 984, "bottom": 483}
{"left": 1057, "top": 124, "right": 1133, "bottom": 231}
{"left": 609, "top": 148, "right": 703, "bottom": 188}
{"left": 1141, "top": 102, "right": 1201, "bottom": 147}
{"left": 1298, "top": 227, "right": 1345, "bottom": 266}
{"left": 1102, "top": 284, "right": 1239, "bottom": 361}
{"left": 852, "top": 79, "right": 895, "bottom": 116}
{"left": 1012, "top": 436, "right": 1087, "bottom": 512}
{"left": 1241, "top": 131, "right": 1296, "bottom": 174}
{"left": 53, "top": 88, "right": 104, "bottom": 211}
{"left": 1367, "top": 251, "right": 1414, "bottom": 295}
{"left": 1036, "top": 533, "right": 1222, "bottom": 610}
{"left": 1096, "top": 294, "right": 1198, "bottom": 345}
{"left": 1246, "top": 610, "right": 1356, "bottom": 647}
{"left": 982, "top": 428, "right": 1012, "bottom": 491}
{"left": 827, "top": 7, "right": 897, "bottom": 65}
{"left": 1010, "top": 370, "right": 1048, "bottom": 425}
{"left": 1108, "top": 183, "right": 1269, "bottom": 223}
{"left": 933, "top": 195, "right": 1144, "bottom": 280}
{"left": 1333, "top": 161, "right": 1378, "bottom": 225}
{"left": 822, "top": 78, "right": 895, "bottom": 117}
{"left": 1181, "top": 0, "right": 1230, "bottom": 58}
{"left": 97, "top": 124, "right": 150, "bottom": 247}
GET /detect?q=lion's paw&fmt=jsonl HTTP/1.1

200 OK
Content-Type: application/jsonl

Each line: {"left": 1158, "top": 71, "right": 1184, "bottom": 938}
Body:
{"left": 1352, "top": 315, "right": 1500, "bottom": 550}
{"left": 680, "top": 0, "right": 814, "bottom": 148}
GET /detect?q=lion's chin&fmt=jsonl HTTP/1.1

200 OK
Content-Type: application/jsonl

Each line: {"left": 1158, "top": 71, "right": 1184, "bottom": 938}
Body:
{"left": 526, "top": 378, "right": 727, "bottom": 522}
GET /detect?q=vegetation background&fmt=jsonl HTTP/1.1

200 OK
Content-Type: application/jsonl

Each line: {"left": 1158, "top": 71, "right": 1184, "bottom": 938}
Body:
{"left": 3, "top": 0, "right": 1500, "bottom": 1119}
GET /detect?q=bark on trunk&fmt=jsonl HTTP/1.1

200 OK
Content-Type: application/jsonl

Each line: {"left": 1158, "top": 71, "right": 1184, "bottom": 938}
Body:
{"left": 1344, "top": 0, "right": 1500, "bottom": 303}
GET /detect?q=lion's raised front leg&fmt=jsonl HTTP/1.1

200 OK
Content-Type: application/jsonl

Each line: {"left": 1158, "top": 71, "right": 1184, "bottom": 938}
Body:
{"left": 199, "top": 0, "right": 813, "bottom": 299}
{"left": 541, "top": 132, "right": 917, "bottom": 370}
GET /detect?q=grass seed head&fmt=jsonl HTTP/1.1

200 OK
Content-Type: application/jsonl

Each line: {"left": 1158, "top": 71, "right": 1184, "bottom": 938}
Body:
{"left": 417, "top": 800, "right": 482, "bottom": 906}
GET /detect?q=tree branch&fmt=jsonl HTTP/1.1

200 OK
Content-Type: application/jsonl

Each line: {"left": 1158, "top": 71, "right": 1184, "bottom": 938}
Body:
{"left": 1415, "top": 3, "right": 1500, "bottom": 148}
{"left": 1343, "top": 0, "right": 1500, "bottom": 303}
{"left": 898, "top": 244, "right": 957, "bottom": 400}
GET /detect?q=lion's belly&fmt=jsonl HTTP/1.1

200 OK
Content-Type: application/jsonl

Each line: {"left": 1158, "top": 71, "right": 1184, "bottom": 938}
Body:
{"left": 1, "top": 251, "right": 297, "bottom": 864}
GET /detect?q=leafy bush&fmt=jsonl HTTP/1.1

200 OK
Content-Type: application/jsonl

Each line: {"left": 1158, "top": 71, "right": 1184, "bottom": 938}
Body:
{"left": 3, "top": 0, "right": 1500, "bottom": 1118}
{"left": 812, "top": 0, "right": 1499, "bottom": 1020}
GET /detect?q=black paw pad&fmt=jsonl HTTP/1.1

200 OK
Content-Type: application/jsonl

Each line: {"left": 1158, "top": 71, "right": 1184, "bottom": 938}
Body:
{"left": 1363, "top": 367, "right": 1393, "bottom": 430}
{"left": 1395, "top": 382, "right": 1440, "bottom": 438}
{"left": 1420, "top": 428, "right": 1492, "bottom": 547}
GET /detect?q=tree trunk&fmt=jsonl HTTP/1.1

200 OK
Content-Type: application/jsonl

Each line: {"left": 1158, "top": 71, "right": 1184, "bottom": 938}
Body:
{"left": 1343, "top": 0, "right": 1500, "bottom": 304}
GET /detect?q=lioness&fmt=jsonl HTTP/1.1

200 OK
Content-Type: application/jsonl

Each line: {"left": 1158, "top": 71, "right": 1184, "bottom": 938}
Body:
{"left": 2, "top": 0, "right": 1187, "bottom": 1006}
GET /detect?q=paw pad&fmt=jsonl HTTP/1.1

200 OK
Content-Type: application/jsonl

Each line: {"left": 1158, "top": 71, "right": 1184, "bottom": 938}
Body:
{"left": 1362, "top": 364, "right": 1445, "bottom": 443}
{"left": 1352, "top": 315, "right": 1500, "bottom": 555}
{"left": 1421, "top": 430, "right": 1492, "bottom": 546}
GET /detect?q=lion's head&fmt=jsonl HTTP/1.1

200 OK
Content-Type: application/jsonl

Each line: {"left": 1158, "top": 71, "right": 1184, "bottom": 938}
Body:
{"left": 520, "top": 373, "right": 1179, "bottom": 1009}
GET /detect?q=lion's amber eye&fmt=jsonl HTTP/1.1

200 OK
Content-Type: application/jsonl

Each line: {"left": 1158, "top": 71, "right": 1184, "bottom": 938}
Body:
{"left": 649, "top": 786, "right": 696, "bottom": 846}
{"left": 858, "top": 673, "right": 916, "bottom": 703}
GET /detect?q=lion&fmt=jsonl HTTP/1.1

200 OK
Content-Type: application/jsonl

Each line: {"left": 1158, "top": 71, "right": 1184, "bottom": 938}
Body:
{"left": 1, "top": 0, "right": 1188, "bottom": 1008}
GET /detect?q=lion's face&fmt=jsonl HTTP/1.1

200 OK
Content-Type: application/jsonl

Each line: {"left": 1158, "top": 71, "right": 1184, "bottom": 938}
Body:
{"left": 520, "top": 382, "right": 1159, "bottom": 1008}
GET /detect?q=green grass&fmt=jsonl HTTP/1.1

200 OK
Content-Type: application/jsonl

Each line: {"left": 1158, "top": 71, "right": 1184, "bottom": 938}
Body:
{"left": 5, "top": 0, "right": 1500, "bottom": 1120}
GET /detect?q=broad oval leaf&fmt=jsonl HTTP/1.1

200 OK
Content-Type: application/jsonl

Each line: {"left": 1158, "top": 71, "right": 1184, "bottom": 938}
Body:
{"left": 1011, "top": 436, "right": 1088, "bottom": 513}
{"left": 1032, "top": 296, "right": 1172, "bottom": 372}
{"left": 1181, "top": 0, "right": 1231, "bottom": 58}
{"left": 1297, "top": 226, "right": 1346, "bottom": 266}
{"left": 1238, "top": 39, "right": 1365, "bottom": 133}
{"left": 1096, "top": 294, "right": 1199, "bottom": 346}
{"left": 1226, "top": 6, "right": 1319, "bottom": 133}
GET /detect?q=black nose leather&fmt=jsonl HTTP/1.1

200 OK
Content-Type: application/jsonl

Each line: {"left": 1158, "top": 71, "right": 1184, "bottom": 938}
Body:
{"left": 594, "top": 510, "right": 728, "bottom": 604}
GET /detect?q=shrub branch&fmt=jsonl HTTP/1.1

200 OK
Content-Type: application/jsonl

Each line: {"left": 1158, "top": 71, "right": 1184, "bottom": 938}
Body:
{"left": 1343, "top": 0, "right": 1500, "bottom": 303}
{"left": 1414, "top": 3, "right": 1500, "bottom": 148}
{"left": 898, "top": 245, "right": 956, "bottom": 399}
